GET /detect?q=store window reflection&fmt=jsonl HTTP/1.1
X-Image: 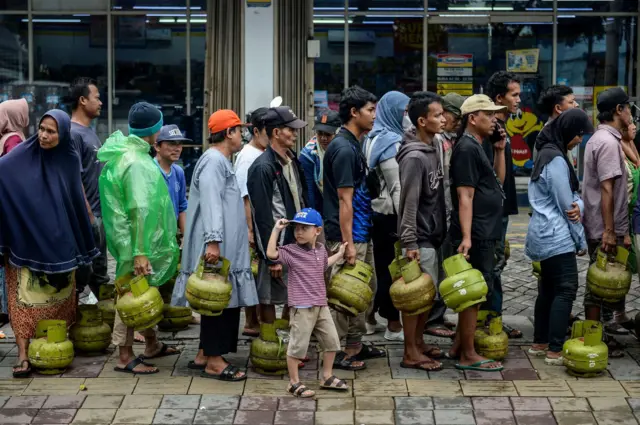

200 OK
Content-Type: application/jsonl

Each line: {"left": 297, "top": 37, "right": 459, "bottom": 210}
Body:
{"left": 314, "top": 16, "right": 344, "bottom": 111}
{"left": 113, "top": 16, "right": 187, "bottom": 134}
{"left": 428, "top": 21, "right": 552, "bottom": 175}
{"left": 349, "top": 17, "right": 423, "bottom": 96}
{"left": 0, "top": 0, "right": 28, "bottom": 10}
{"left": 32, "top": 15, "right": 108, "bottom": 140}
{"left": 557, "top": 16, "right": 636, "bottom": 122}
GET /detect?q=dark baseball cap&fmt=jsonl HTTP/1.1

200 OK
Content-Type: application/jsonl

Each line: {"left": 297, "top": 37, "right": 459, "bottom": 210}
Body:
{"left": 157, "top": 124, "right": 192, "bottom": 143}
{"left": 313, "top": 109, "right": 341, "bottom": 133}
{"left": 597, "top": 87, "right": 629, "bottom": 113}
{"left": 263, "top": 106, "right": 307, "bottom": 129}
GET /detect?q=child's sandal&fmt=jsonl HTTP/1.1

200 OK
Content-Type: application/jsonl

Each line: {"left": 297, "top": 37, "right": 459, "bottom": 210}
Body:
{"left": 287, "top": 382, "right": 315, "bottom": 398}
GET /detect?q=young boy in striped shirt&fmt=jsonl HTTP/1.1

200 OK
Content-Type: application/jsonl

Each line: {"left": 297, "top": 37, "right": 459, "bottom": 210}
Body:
{"left": 267, "top": 208, "right": 350, "bottom": 398}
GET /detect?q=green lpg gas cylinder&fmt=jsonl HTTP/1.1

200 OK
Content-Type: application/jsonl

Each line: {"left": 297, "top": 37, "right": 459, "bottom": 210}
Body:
{"left": 440, "top": 254, "right": 488, "bottom": 313}
{"left": 388, "top": 241, "right": 410, "bottom": 283}
{"left": 586, "top": 248, "right": 631, "bottom": 302}
{"left": 69, "top": 305, "right": 111, "bottom": 354}
{"left": 28, "top": 320, "right": 74, "bottom": 374}
{"left": 115, "top": 275, "right": 164, "bottom": 331}
{"left": 328, "top": 260, "right": 374, "bottom": 317}
{"left": 563, "top": 320, "right": 608, "bottom": 377}
{"left": 185, "top": 257, "right": 232, "bottom": 316}
{"left": 389, "top": 259, "right": 436, "bottom": 316}
{"left": 474, "top": 312, "right": 508, "bottom": 361}
{"left": 250, "top": 321, "right": 289, "bottom": 375}
{"left": 158, "top": 305, "right": 192, "bottom": 332}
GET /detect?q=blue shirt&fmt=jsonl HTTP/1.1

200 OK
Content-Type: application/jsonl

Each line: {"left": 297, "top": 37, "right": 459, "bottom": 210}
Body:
{"left": 525, "top": 157, "right": 587, "bottom": 261}
{"left": 154, "top": 159, "right": 188, "bottom": 219}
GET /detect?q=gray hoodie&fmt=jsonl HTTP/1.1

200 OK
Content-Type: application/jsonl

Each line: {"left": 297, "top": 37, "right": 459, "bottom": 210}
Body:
{"left": 396, "top": 132, "right": 447, "bottom": 250}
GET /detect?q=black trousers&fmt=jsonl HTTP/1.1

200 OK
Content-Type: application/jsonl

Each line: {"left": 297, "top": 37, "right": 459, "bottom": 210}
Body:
{"left": 371, "top": 213, "right": 400, "bottom": 322}
{"left": 534, "top": 252, "right": 578, "bottom": 352}
{"left": 200, "top": 307, "right": 241, "bottom": 357}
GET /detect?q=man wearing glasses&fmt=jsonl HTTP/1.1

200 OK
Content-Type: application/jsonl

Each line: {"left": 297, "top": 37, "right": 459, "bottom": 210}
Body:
{"left": 582, "top": 87, "right": 634, "bottom": 357}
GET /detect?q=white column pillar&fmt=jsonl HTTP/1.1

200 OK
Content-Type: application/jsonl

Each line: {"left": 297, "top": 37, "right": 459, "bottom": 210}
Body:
{"left": 244, "top": 2, "right": 274, "bottom": 115}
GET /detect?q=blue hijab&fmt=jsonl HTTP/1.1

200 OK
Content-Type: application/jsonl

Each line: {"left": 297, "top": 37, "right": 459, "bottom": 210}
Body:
{"left": 366, "top": 91, "right": 410, "bottom": 167}
{"left": 0, "top": 109, "right": 98, "bottom": 273}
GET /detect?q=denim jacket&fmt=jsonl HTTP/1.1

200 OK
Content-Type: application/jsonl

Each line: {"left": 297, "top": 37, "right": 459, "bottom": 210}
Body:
{"left": 526, "top": 157, "right": 587, "bottom": 261}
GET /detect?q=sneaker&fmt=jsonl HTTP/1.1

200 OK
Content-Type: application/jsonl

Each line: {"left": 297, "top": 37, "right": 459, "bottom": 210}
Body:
{"left": 365, "top": 322, "right": 378, "bottom": 335}
{"left": 384, "top": 329, "right": 404, "bottom": 342}
{"left": 544, "top": 356, "right": 564, "bottom": 366}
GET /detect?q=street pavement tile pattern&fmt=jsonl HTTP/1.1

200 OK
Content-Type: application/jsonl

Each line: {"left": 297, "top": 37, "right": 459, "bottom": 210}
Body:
{"left": 1, "top": 211, "right": 640, "bottom": 423}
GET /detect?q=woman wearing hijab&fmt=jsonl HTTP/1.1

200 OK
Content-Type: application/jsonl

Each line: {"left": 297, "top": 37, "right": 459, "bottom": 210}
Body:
{"left": 0, "top": 99, "right": 29, "bottom": 320}
{"left": 526, "top": 108, "right": 591, "bottom": 365}
{"left": 0, "top": 110, "right": 98, "bottom": 377}
{"left": 0, "top": 99, "right": 29, "bottom": 156}
{"left": 363, "top": 91, "right": 409, "bottom": 341}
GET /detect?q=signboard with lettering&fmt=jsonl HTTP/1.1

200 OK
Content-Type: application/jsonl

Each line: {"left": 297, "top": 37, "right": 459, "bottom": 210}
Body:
{"left": 436, "top": 54, "right": 473, "bottom": 96}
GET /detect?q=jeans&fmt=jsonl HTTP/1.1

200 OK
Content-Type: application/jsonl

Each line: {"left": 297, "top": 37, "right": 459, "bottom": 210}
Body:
{"left": 487, "top": 216, "right": 509, "bottom": 314}
{"left": 452, "top": 239, "right": 496, "bottom": 305}
{"left": 371, "top": 213, "right": 400, "bottom": 322}
{"left": 534, "top": 252, "right": 578, "bottom": 352}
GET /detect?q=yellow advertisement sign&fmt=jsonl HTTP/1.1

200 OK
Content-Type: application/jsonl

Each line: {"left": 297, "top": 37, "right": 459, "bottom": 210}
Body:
{"left": 506, "top": 49, "right": 539, "bottom": 73}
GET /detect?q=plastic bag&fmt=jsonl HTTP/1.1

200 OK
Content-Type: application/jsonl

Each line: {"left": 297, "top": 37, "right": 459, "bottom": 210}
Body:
{"left": 97, "top": 131, "right": 179, "bottom": 286}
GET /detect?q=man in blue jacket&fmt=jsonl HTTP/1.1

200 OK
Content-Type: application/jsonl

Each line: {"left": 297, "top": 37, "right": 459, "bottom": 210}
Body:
{"left": 299, "top": 109, "right": 341, "bottom": 212}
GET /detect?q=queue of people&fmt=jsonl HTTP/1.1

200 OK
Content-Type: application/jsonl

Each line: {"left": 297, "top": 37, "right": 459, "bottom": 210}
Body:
{"left": 0, "top": 73, "right": 637, "bottom": 392}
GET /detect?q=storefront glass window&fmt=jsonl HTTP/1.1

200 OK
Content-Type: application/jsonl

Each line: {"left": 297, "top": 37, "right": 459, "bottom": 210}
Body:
{"left": 557, "top": 16, "right": 636, "bottom": 122}
{"left": 113, "top": 16, "right": 187, "bottom": 135}
{"left": 0, "top": 15, "right": 28, "bottom": 86}
{"left": 112, "top": 0, "right": 186, "bottom": 10}
{"left": 349, "top": 17, "right": 424, "bottom": 96}
{"left": 556, "top": 0, "right": 638, "bottom": 13}
{"left": 32, "top": 15, "right": 108, "bottom": 140}
{"left": 314, "top": 16, "right": 345, "bottom": 111}
{"left": 189, "top": 15, "right": 206, "bottom": 146}
{"left": 0, "top": 0, "right": 28, "bottom": 10}
{"left": 314, "top": 0, "right": 423, "bottom": 10}
{"left": 33, "top": 0, "right": 109, "bottom": 11}
{"left": 427, "top": 21, "right": 552, "bottom": 175}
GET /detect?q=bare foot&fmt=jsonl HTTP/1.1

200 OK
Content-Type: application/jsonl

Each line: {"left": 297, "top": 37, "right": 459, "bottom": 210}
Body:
{"left": 134, "top": 332, "right": 145, "bottom": 343}
{"left": 417, "top": 340, "right": 442, "bottom": 358}
{"left": 143, "top": 342, "right": 181, "bottom": 358}
{"left": 190, "top": 313, "right": 201, "bottom": 325}
{"left": 116, "top": 357, "right": 158, "bottom": 373}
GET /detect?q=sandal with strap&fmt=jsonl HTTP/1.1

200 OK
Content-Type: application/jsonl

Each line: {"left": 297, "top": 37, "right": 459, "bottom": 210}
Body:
{"left": 352, "top": 343, "right": 386, "bottom": 361}
{"left": 12, "top": 359, "right": 32, "bottom": 378}
{"left": 288, "top": 382, "right": 315, "bottom": 398}
{"left": 114, "top": 357, "right": 159, "bottom": 375}
{"left": 320, "top": 375, "right": 349, "bottom": 391}
{"left": 200, "top": 364, "right": 247, "bottom": 381}
{"left": 333, "top": 351, "right": 366, "bottom": 371}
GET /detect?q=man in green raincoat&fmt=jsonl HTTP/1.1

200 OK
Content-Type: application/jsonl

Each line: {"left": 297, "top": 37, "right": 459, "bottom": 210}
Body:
{"left": 98, "top": 102, "right": 180, "bottom": 374}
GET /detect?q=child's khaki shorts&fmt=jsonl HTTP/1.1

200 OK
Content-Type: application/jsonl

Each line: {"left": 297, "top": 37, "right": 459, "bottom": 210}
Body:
{"left": 287, "top": 306, "right": 341, "bottom": 359}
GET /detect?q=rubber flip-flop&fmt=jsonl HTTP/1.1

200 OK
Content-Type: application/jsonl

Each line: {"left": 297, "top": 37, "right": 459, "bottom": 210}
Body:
{"left": 12, "top": 360, "right": 32, "bottom": 378}
{"left": 187, "top": 361, "right": 206, "bottom": 370}
{"left": 114, "top": 357, "right": 159, "bottom": 375}
{"left": 455, "top": 359, "right": 503, "bottom": 372}
{"left": 140, "top": 343, "right": 181, "bottom": 360}
{"left": 242, "top": 329, "right": 260, "bottom": 337}
{"left": 400, "top": 360, "right": 443, "bottom": 372}
{"left": 200, "top": 364, "right": 246, "bottom": 381}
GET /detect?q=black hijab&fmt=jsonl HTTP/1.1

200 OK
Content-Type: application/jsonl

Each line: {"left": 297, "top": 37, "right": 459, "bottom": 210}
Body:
{"left": 531, "top": 108, "right": 594, "bottom": 192}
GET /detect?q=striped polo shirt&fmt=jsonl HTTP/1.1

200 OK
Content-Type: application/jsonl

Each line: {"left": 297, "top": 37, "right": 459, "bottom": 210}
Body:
{"left": 276, "top": 243, "right": 329, "bottom": 307}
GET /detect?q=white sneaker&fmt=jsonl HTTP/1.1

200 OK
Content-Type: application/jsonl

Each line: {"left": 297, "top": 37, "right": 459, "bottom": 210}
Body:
{"left": 384, "top": 329, "right": 404, "bottom": 341}
{"left": 365, "top": 322, "right": 377, "bottom": 335}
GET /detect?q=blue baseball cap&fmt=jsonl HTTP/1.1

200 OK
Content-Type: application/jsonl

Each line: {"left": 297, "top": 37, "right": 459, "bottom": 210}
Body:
{"left": 157, "top": 124, "right": 192, "bottom": 144}
{"left": 290, "top": 208, "right": 323, "bottom": 227}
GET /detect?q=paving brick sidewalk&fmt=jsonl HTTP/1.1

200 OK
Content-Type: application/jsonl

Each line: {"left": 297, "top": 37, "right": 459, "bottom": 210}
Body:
{"left": 2, "top": 210, "right": 640, "bottom": 424}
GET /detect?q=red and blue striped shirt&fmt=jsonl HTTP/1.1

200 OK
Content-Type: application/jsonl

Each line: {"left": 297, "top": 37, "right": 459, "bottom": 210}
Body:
{"left": 276, "top": 243, "right": 329, "bottom": 307}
